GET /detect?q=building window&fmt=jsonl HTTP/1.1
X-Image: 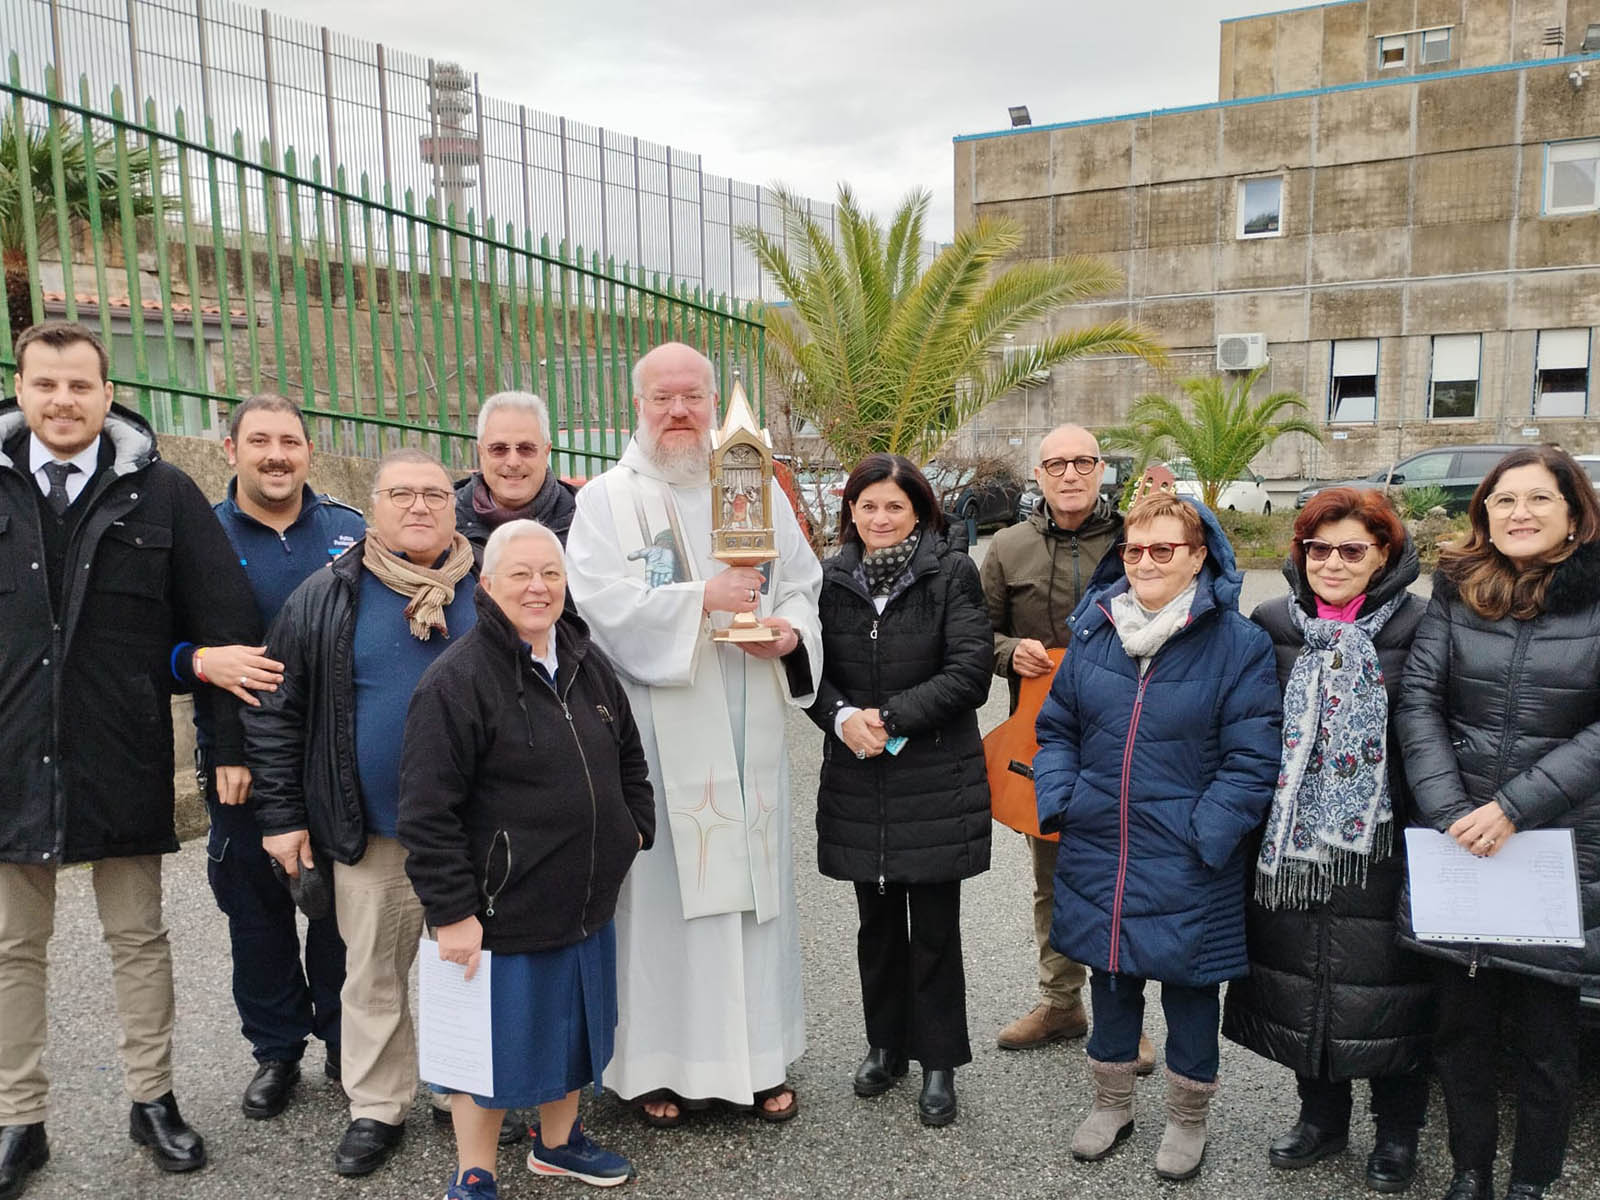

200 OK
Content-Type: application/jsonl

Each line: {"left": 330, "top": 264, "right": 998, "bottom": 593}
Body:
{"left": 1545, "top": 140, "right": 1600, "bottom": 214}
{"left": 1429, "top": 334, "right": 1481, "bottom": 420}
{"left": 1236, "top": 176, "right": 1282, "bottom": 239}
{"left": 1535, "top": 328, "right": 1591, "bottom": 417}
{"left": 1421, "top": 27, "right": 1451, "bottom": 64}
{"left": 1378, "top": 35, "right": 1407, "bottom": 68}
{"left": 1329, "top": 339, "right": 1378, "bottom": 423}
{"left": 1583, "top": 24, "right": 1600, "bottom": 53}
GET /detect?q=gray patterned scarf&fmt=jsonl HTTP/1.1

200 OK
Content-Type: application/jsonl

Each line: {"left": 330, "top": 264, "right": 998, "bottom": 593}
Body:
{"left": 1255, "top": 593, "right": 1403, "bottom": 909}
{"left": 858, "top": 530, "right": 920, "bottom": 598}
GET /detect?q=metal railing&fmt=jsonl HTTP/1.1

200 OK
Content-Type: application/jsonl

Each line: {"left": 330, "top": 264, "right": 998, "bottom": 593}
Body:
{"left": 1, "top": 63, "right": 765, "bottom": 476}
{"left": 2, "top": 0, "right": 853, "bottom": 302}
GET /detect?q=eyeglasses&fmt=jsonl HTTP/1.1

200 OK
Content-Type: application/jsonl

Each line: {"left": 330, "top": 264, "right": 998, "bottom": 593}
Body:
{"left": 374, "top": 486, "right": 452, "bottom": 510}
{"left": 1484, "top": 489, "right": 1564, "bottom": 517}
{"left": 1040, "top": 455, "right": 1102, "bottom": 477}
{"left": 482, "top": 440, "right": 546, "bottom": 459}
{"left": 1300, "top": 539, "right": 1378, "bottom": 564}
{"left": 1119, "top": 541, "right": 1195, "bottom": 564}
{"left": 642, "top": 390, "right": 710, "bottom": 411}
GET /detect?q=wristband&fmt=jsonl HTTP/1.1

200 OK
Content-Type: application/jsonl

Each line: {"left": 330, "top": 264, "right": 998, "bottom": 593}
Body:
{"left": 192, "top": 647, "right": 210, "bottom": 684}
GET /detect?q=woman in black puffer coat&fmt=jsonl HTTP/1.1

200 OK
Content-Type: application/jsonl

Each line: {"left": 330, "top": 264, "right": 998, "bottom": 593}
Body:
{"left": 808, "top": 453, "right": 992, "bottom": 1130}
{"left": 1222, "top": 488, "right": 1432, "bottom": 1194}
{"left": 1396, "top": 446, "right": 1600, "bottom": 1200}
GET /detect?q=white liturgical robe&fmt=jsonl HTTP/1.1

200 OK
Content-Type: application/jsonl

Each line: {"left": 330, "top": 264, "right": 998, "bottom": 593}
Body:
{"left": 565, "top": 438, "right": 823, "bottom": 1103}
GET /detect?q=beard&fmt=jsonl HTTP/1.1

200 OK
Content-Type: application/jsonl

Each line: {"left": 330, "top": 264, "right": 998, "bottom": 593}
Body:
{"left": 637, "top": 425, "right": 711, "bottom": 481}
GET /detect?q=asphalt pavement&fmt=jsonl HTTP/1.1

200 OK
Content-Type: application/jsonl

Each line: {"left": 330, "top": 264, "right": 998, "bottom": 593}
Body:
{"left": 32, "top": 566, "right": 1600, "bottom": 1200}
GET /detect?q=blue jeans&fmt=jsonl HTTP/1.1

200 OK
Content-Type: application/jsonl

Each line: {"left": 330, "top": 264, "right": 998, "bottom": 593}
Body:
{"left": 203, "top": 758, "right": 344, "bottom": 1064}
{"left": 1086, "top": 969, "right": 1220, "bottom": 1083}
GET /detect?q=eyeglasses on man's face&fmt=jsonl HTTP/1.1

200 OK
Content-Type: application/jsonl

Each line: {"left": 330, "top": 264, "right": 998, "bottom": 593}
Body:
{"left": 1300, "top": 539, "right": 1378, "bottom": 564}
{"left": 642, "top": 390, "right": 711, "bottom": 412}
{"left": 482, "top": 440, "right": 546, "bottom": 460}
{"left": 374, "top": 486, "right": 452, "bottom": 510}
{"left": 1118, "top": 541, "right": 1194, "bottom": 564}
{"left": 1484, "top": 489, "right": 1564, "bottom": 517}
{"left": 1040, "top": 455, "right": 1103, "bottom": 478}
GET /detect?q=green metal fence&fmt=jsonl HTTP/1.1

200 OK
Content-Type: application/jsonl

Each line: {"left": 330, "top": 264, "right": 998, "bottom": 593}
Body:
{"left": 0, "top": 58, "right": 765, "bottom": 476}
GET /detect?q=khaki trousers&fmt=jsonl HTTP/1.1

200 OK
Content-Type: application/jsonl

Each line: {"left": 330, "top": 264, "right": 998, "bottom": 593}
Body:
{"left": 334, "top": 835, "right": 423, "bottom": 1125}
{"left": 1029, "top": 833, "right": 1087, "bottom": 1007}
{"left": 0, "top": 856, "right": 174, "bottom": 1122}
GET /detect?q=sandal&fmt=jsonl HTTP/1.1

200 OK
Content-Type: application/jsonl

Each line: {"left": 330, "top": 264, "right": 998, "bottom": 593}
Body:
{"left": 752, "top": 1083, "right": 800, "bottom": 1124}
{"left": 633, "top": 1089, "right": 687, "bottom": 1129}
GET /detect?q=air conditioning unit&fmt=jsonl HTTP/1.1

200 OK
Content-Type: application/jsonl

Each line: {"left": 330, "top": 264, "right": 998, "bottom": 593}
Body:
{"left": 1217, "top": 332, "right": 1269, "bottom": 371}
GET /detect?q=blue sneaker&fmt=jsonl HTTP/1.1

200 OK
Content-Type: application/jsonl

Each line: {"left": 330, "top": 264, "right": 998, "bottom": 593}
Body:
{"left": 445, "top": 1166, "right": 499, "bottom": 1200}
{"left": 526, "top": 1120, "right": 634, "bottom": 1187}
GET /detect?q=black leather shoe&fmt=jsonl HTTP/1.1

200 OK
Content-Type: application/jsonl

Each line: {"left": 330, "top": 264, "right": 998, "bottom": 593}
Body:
{"left": 853, "top": 1048, "right": 909, "bottom": 1098}
{"left": 1442, "top": 1168, "right": 1493, "bottom": 1200}
{"left": 498, "top": 1111, "right": 527, "bottom": 1146}
{"left": 1366, "top": 1132, "right": 1419, "bottom": 1193}
{"left": 917, "top": 1068, "right": 957, "bottom": 1127}
{"left": 1504, "top": 1184, "right": 1546, "bottom": 1200}
{"left": 128, "top": 1093, "right": 206, "bottom": 1173}
{"left": 333, "top": 1118, "right": 404, "bottom": 1176}
{"left": 241, "top": 1060, "right": 300, "bottom": 1119}
{"left": 1269, "top": 1119, "right": 1349, "bottom": 1169}
{"left": 0, "top": 1124, "right": 48, "bottom": 1200}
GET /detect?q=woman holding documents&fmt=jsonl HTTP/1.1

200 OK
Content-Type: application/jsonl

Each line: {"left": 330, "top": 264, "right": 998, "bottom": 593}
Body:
{"left": 808, "top": 454, "right": 992, "bottom": 1128}
{"left": 1222, "top": 488, "right": 1432, "bottom": 1193}
{"left": 1034, "top": 491, "right": 1280, "bottom": 1181}
{"left": 1396, "top": 445, "right": 1600, "bottom": 1200}
{"left": 399, "top": 520, "right": 654, "bottom": 1197}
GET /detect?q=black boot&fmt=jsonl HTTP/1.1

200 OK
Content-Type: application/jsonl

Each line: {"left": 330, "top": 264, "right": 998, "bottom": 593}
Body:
{"left": 917, "top": 1068, "right": 957, "bottom": 1127}
{"left": 241, "top": 1059, "right": 300, "bottom": 1119}
{"left": 1366, "top": 1129, "right": 1419, "bottom": 1194}
{"left": 853, "top": 1047, "right": 908, "bottom": 1098}
{"left": 0, "top": 1124, "right": 48, "bottom": 1200}
{"left": 1442, "top": 1168, "right": 1493, "bottom": 1200}
{"left": 1269, "top": 1119, "right": 1348, "bottom": 1169}
{"left": 1504, "top": 1185, "right": 1546, "bottom": 1199}
{"left": 128, "top": 1093, "right": 206, "bottom": 1173}
{"left": 332, "top": 1117, "right": 404, "bottom": 1176}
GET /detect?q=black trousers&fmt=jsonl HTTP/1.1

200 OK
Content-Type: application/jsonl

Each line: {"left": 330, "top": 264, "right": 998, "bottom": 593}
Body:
{"left": 853, "top": 881, "right": 971, "bottom": 1070}
{"left": 1431, "top": 959, "right": 1581, "bottom": 1186}
{"left": 1296, "top": 1070, "right": 1429, "bottom": 1137}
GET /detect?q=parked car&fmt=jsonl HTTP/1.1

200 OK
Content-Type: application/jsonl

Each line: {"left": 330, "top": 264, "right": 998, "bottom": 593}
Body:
{"left": 1296, "top": 444, "right": 1524, "bottom": 514}
{"left": 1577, "top": 454, "right": 1600, "bottom": 490}
{"left": 1015, "top": 453, "right": 1136, "bottom": 522}
{"left": 927, "top": 462, "right": 1026, "bottom": 532}
{"left": 1170, "top": 460, "right": 1274, "bottom": 515}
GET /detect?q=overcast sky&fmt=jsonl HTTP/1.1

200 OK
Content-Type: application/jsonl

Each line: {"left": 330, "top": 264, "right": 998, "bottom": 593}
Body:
{"left": 258, "top": 0, "right": 1295, "bottom": 240}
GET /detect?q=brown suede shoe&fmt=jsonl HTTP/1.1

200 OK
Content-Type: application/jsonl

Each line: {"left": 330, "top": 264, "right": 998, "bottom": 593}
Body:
{"left": 997, "top": 1002, "right": 1090, "bottom": 1050}
{"left": 1136, "top": 1034, "right": 1158, "bottom": 1076}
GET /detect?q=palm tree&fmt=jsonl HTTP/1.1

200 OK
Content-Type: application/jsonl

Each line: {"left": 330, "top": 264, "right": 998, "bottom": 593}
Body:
{"left": 1, "top": 104, "right": 160, "bottom": 337}
{"left": 1101, "top": 367, "right": 1321, "bottom": 509}
{"left": 737, "top": 185, "right": 1166, "bottom": 467}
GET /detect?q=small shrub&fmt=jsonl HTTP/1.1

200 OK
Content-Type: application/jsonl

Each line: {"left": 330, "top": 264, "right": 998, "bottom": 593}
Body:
{"left": 1392, "top": 484, "right": 1450, "bottom": 520}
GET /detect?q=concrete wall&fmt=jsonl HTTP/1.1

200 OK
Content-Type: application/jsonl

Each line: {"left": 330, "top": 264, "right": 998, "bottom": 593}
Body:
{"left": 955, "top": 41, "right": 1600, "bottom": 480}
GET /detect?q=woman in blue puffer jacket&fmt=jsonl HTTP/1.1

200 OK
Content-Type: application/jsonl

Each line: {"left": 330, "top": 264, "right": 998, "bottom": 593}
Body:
{"left": 1034, "top": 491, "right": 1280, "bottom": 1183}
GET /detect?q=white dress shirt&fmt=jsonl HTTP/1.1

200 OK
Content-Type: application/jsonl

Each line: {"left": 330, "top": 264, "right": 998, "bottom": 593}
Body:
{"left": 29, "top": 434, "right": 101, "bottom": 506}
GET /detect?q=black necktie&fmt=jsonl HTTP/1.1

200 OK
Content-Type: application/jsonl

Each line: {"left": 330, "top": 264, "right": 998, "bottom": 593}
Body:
{"left": 42, "top": 461, "right": 79, "bottom": 516}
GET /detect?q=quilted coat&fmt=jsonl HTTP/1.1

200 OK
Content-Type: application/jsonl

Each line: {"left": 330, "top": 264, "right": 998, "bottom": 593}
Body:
{"left": 1221, "top": 540, "right": 1435, "bottom": 1080}
{"left": 1034, "top": 501, "right": 1281, "bottom": 986}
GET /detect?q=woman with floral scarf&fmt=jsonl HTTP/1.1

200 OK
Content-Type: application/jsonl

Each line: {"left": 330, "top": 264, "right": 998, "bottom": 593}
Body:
{"left": 1222, "top": 487, "right": 1432, "bottom": 1195}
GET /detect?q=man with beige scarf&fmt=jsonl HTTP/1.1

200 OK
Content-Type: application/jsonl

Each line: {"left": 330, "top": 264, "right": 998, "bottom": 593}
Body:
{"left": 246, "top": 447, "right": 478, "bottom": 1178}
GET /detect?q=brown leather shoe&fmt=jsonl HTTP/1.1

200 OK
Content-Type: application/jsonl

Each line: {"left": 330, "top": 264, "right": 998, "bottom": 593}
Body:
{"left": 997, "top": 1002, "right": 1090, "bottom": 1050}
{"left": 1136, "top": 1034, "right": 1158, "bottom": 1076}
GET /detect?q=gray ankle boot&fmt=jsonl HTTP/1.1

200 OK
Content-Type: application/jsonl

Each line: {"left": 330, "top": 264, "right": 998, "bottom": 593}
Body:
{"left": 1154, "top": 1068, "right": 1218, "bottom": 1181}
{"left": 1070, "top": 1056, "right": 1138, "bottom": 1161}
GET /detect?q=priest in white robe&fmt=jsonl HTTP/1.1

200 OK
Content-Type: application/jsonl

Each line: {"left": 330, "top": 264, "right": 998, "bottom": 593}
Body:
{"left": 565, "top": 341, "right": 823, "bottom": 1124}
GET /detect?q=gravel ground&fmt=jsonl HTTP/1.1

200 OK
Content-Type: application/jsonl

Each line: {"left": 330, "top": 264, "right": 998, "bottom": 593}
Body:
{"left": 31, "top": 566, "right": 1600, "bottom": 1200}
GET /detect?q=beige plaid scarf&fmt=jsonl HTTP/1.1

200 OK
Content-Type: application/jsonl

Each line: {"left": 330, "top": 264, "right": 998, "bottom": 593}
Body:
{"left": 361, "top": 530, "right": 475, "bottom": 640}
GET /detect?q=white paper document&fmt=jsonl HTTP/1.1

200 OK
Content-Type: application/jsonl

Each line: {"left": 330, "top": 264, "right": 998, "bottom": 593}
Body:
{"left": 1405, "top": 827, "right": 1584, "bottom": 947}
{"left": 417, "top": 938, "right": 494, "bottom": 1096}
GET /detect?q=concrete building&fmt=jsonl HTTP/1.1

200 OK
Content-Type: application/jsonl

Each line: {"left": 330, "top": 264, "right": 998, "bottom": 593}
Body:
{"left": 953, "top": 0, "right": 1600, "bottom": 480}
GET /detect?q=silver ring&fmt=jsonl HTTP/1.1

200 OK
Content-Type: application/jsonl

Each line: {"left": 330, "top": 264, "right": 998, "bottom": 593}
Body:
{"left": 854, "top": 749, "right": 866, "bottom": 760}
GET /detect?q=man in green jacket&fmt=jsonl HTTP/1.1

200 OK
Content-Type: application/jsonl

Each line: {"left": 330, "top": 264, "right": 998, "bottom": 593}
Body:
{"left": 980, "top": 424, "right": 1152, "bottom": 1071}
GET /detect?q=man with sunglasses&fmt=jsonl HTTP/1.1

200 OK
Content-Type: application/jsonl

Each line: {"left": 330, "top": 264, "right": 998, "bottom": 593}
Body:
{"left": 981, "top": 425, "right": 1152, "bottom": 1070}
{"left": 454, "top": 392, "right": 577, "bottom": 548}
{"left": 247, "top": 448, "right": 479, "bottom": 1178}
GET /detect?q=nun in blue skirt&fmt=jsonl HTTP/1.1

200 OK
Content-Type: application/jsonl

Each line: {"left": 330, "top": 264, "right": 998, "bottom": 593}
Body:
{"left": 400, "top": 520, "right": 655, "bottom": 1196}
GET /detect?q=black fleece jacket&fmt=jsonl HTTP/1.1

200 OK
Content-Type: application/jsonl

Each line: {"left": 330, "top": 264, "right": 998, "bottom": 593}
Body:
{"left": 397, "top": 588, "right": 654, "bottom": 953}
